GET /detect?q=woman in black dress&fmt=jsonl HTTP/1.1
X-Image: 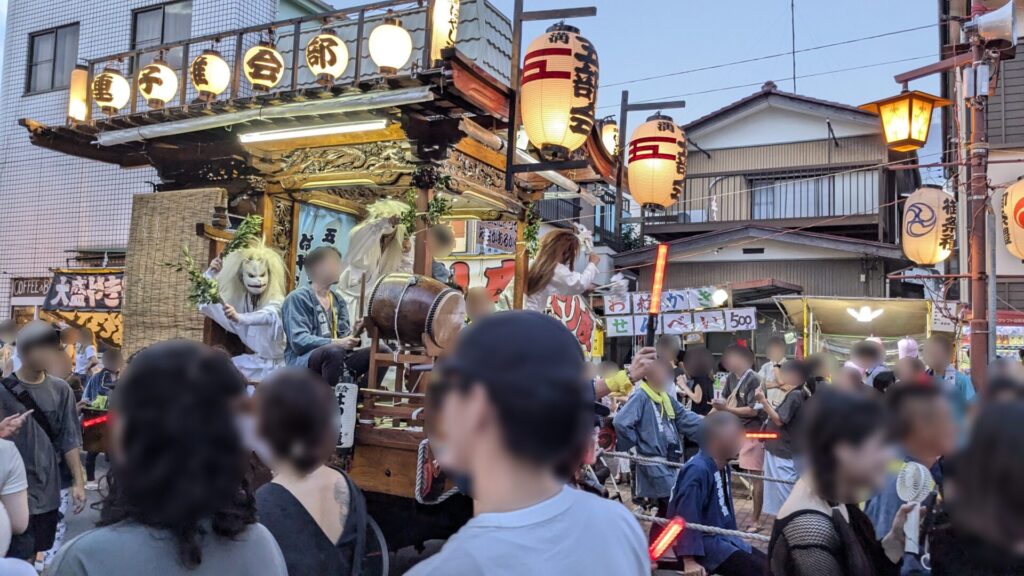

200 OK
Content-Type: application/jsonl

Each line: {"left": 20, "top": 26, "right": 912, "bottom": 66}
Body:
{"left": 768, "top": 389, "right": 914, "bottom": 576}
{"left": 677, "top": 346, "right": 714, "bottom": 461}
{"left": 255, "top": 368, "right": 367, "bottom": 576}
{"left": 929, "top": 402, "right": 1024, "bottom": 575}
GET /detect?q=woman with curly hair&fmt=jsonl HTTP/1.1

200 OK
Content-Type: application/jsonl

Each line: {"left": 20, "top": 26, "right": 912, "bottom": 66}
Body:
{"left": 49, "top": 340, "right": 287, "bottom": 575}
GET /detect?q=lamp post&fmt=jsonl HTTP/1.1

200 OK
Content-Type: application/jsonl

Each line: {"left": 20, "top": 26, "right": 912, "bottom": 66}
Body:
{"left": 503, "top": 1, "right": 598, "bottom": 309}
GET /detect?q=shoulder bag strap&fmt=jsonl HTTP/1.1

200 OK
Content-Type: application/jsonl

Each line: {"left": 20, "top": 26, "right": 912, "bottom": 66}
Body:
{"left": 1, "top": 376, "right": 59, "bottom": 445}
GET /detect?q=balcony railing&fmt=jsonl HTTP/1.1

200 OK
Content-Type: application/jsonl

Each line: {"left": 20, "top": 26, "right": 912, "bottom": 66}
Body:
{"left": 537, "top": 198, "right": 580, "bottom": 227}
{"left": 80, "top": 0, "right": 448, "bottom": 120}
{"left": 657, "top": 166, "right": 882, "bottom": 226}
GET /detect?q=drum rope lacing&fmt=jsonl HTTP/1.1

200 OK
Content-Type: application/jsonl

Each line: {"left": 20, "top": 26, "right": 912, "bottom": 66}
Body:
{"left": 415, "top": 439, "right": 461, "bottom": 505}
{"left": 392, "top": 276, "right": 417, "bottom": 361}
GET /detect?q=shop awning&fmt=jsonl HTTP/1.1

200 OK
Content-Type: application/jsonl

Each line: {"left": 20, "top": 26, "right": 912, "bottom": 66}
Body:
{"left": 775, "top": 296, "right": 930, "bottom": 338}
{"left": 42, "top": 268, "right": 123, "bottom": 347}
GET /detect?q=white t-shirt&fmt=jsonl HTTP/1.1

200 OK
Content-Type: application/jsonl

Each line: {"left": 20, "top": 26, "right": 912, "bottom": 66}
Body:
{"left": 406, "top": 486, "right": 649, "bottom": 576}
{"left": 74, "top": 344, "right": 97, "bottom": 374}
{"left": 0, "top": 439, "right": 27, "bottom": 496}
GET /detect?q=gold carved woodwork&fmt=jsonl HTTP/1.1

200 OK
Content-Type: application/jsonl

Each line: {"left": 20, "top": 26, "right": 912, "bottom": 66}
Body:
{"left": 254, "top": 140, "right": 416, "bottom": 191}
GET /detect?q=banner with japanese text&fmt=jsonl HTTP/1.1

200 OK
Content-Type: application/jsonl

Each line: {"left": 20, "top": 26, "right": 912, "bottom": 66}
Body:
{"left": 602, "top": 307, "right": 757, "bottom": 337}
{"left": 294, "top": 203, "right": 358, "bottom": 287}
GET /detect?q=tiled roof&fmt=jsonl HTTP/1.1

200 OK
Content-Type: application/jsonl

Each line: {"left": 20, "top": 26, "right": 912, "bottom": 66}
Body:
{"left": 456, "top": 0, "right": 513, "bottom": 84}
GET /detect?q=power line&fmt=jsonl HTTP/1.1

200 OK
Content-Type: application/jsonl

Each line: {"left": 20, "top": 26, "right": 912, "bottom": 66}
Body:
{"left": 596, "top": 53, "right": 936, "bottom": 111}
{"left": 601, "top": 23, "right": 937, "bottom": 89}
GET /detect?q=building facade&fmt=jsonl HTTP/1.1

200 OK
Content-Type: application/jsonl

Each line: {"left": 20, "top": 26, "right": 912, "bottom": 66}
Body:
{"left": 0, "top": 0, "right": 329, "bottom": 320}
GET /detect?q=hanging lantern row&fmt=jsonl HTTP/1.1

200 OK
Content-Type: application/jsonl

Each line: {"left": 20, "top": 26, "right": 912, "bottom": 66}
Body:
{"left": 88, "top": 10, "right": 424, "bottom": 116}
{"left": 519, "top": 23, "right": 599, "bottom": 160}
{"left": 627, "top": 113, "right": 687, "bottom": 208}
{"left": 901, "top": 185, "right": 956, "bottom": 266}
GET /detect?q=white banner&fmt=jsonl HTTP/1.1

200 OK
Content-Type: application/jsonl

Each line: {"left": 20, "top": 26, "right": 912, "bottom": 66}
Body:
{"left": 603, "top": 307, "right": 759, "bottom": 338}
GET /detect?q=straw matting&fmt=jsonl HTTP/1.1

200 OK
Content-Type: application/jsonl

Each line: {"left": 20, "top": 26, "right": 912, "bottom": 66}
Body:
{"left": 122, "top": 188, "right": 227, "bottom": 356}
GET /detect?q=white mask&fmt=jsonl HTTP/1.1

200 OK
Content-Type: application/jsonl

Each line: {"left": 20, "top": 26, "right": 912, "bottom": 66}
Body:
{"left": 241, "top": 258, "right": 270, "bottom": 296}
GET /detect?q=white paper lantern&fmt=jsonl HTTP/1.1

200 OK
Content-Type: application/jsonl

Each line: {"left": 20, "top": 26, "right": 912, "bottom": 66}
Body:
{"left": 190, "top": 50, "right": 231, "bottom": 101}
{"left": 91, "top": 68, "right": 131, "bottom": 115}
{"left": 627, "top": 114, "right": 687, "bottom": 208}
{"left": 306, "top": 33, "right": 349, "bottom": 85}
{"left": 520, "top": 23, "right": 599, "bottom": 160}
{"left": 368, "top": 13, "right": 412, "bottom": 76}
{"left": 902, "top": 185, "right": 956, "bottom": 265}
{"left": 243, "top": 43, "right": 285, "bottom": 91}
{"left": 430, "top": 0, "right": 460, "bottom": 63}
{"left": 601, "top": 119, "right": 619, "bottom": 156}
{"left": 1002, "top": 180, "right": 1024, "bottom": 259}
{"left": 137, "top": 60, "right": 178, "bottom": 109}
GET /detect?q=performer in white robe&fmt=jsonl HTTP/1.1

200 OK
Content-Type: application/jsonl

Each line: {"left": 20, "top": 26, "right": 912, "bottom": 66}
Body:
{"left": 499, "top": 228, "right": 600, "bottom": 312}
{"left": 201, "top": 243, "right": 288, "bottom": 382}
{"left": 337, "top": 199, "right": 413, "bottom": 318}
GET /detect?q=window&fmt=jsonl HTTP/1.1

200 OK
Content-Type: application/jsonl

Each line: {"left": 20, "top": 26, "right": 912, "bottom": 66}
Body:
{"left": 26, "top": 24, "right": 79, "bottom": 93}
{"left": 131, "top": 1, "right": 192, "bottom": 70}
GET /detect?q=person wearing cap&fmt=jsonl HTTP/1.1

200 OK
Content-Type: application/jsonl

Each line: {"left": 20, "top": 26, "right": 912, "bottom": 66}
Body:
{"left": 0, "top": 321, "right": 84, "bottom": 561}
{"left": 407, "top": 312, "right": 648, "bottom": 576}
{"left": 756, "top": 360, "right": 809, "bottom": 519}
{"left": 614, "top": 356, "right": 702, "bottom": 542}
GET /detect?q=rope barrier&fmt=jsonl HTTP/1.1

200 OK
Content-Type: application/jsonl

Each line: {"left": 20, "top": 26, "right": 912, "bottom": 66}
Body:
{"left": 415, "top": 439, "right": 461, "bottom": 505}
{"left": 632, "top": 512, "right": 772, "bottom": 543}
{"left": 602, "top": 451, "right": 797, "bottom": 486}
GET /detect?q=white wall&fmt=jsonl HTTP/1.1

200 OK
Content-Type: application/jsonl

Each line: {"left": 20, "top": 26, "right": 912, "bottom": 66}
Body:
{"left": 689, "top": 102, "right": 878, "bottom": 150}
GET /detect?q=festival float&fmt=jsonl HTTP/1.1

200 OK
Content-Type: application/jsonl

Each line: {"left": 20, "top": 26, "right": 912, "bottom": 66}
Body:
{"left": 19, "top": 0, "right": 618, "bottom": 566}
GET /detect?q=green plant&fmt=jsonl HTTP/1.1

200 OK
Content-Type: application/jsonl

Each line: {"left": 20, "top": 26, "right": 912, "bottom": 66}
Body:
{"left": 524, "top": 202, "right": 541, "bottom": 256}
{"left": 221, "top": 215, "right": 263, "bottom": 256}
{"left": 401, "top": 187, "right": 454, "bottom": 233}
{"left": 163, "top": 245, "right": 221, "bottom": 305}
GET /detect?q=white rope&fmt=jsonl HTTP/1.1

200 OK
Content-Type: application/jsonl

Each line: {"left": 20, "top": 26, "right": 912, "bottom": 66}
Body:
{"left": 633, "top": 512, "right": 772, "bottom": 543}
{"left": 415, "top": 439, "right": 460, "bottom": 505}
{"left": 603, "top": 451, "right": 797, "bottom": 486}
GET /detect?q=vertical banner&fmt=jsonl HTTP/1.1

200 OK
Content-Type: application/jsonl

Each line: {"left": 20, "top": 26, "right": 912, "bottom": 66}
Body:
{"left": 294, "top": 204, "right": 358, "bottom": 287}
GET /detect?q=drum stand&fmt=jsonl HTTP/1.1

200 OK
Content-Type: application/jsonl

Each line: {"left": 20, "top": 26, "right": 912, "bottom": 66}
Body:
{"left": 364, "top": 317, "right": 441, "bottom": 394}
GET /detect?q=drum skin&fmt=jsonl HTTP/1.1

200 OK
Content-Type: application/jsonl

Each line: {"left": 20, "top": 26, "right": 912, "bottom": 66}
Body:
{"left": 368, "top": 273, "right": 465, "bottom": 349}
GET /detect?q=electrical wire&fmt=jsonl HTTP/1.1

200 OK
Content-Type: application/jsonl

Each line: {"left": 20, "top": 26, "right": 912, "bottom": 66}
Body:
{"left": 601, "top": 23, "right": 939, "bottom": 89}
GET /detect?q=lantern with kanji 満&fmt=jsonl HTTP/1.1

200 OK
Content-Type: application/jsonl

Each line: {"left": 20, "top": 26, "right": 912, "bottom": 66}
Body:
{"left": 244, "top": 42, "right": 285, "bottom": 91}
{"left": 306, "top": 32, "right": 348, "bottom": 85}
{"left": 1002, "top": 180, "right": 1024, "bottom": 259}
{"left": 520, "top": 23, "right": 598, "bottom": 160}
{"left": 137, "top": 59, "right": 178, "bottom": 109}
{"left": 902, "top": 185, "right": 956, "bottom": 265}
{"left": 190, "top": 50, "right": 231, "bottom": 101}
{"left": 627, "top": 113, "right": 687, "bottom": 208}
{"left": 92, "top": 68, "right": 131, "bottom": 115}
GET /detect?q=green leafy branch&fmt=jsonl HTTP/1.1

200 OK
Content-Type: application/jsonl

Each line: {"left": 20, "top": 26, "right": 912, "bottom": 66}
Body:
{"left": 221, "top": 215, "right": 263, "bottom": 256}
{"left": 162, "top": 245, "right": 221, "bottom": 305}
{"left": 524, "top": 202, "right": 541, "bottom": 257}
{"left": 401, "top": 187, "right": 455, "bottom": 234}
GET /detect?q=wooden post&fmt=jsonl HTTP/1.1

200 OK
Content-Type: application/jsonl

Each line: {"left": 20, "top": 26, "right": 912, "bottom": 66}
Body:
{"left": 411, "top": 166, "right": 438, "bottom": 278}
{"left": 513, "top": 216, "right": 528, "bottom": 309}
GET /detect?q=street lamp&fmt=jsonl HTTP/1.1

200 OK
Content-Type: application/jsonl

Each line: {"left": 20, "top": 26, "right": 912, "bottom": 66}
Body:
{"left": 626, "top": 113, "right": 687, "bottom": 208}
{"left": 859, "top": 89, "right": 950, "bottom": 152}
{"left": 519, "top": 23, "right": 599, "bottom": 160}
{"left": 369, "top": 10, "right": 413, "bottom": 76}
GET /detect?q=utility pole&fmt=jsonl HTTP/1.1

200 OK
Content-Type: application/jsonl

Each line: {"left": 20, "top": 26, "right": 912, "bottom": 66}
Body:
{"left": 966, "top": 36, "right": 990, "bottom": 390}
{"left": 790, "top": 0, "right": 797, "bottom": 91}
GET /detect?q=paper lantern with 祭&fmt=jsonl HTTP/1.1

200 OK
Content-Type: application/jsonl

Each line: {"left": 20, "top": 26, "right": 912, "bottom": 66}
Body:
{"left": 306, "top": 33, "right": 349, "bottom": 85}
{"left": 137, "top": 60, "right": 178, "bottom": 108}
{"left": 1001, "top": 180, "right": 1024, "bottom": 259}
{"left": 190, "top": 50, "right": 231, "bottom": 101}
{"left": 901, "top": 185, "right": 956, "bottom": 265}
{"left": 92, "top": 68, "right": 131, "bottom": 115}
{"left": 244, "top": 43, "right": 286, "bottom": 90}
{"left": 627, "top": 114, "right": 687, "bottom": 208}
{"left": 368, "top": 12, "right": 413, "bottom": 75}
{"left": 519, "top": 23, "right": 599, "bottom": 160}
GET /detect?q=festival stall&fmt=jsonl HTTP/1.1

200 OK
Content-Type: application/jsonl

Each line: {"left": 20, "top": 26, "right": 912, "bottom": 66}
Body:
{"left": 20, "top": 0, "right": 618, "bottom": 560}
{"left": 774, "top": 295, "right": 961, "bottom": 361}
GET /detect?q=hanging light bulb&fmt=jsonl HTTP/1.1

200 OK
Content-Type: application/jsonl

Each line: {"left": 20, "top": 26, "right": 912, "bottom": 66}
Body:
{"left": 519, "top": 23, "right": 599, "bottom": 160}
{"left": 91, "top": 67, "right": 131, "bottom": 116}
{"left": 627, "top": 113, "right": 687, "bottom": 208}
{"left": 306, "top": 32, "right": 349, "bottom": 86}
{"left": 190, "top": 49, "right": 231, "bottom": 102}
{"left": 243, "top": 42, "right": 286, "bottom": 91}
{"left": 137, "top": 59, "right": 178, "bottom": 109}
{"left": 368, "top": 10, "right": 413, "bottom": 76}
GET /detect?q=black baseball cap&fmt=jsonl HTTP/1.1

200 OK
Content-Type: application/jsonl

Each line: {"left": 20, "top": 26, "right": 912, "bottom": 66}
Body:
{"left": 437, "top": 311, "right": 593, "bottom": 466}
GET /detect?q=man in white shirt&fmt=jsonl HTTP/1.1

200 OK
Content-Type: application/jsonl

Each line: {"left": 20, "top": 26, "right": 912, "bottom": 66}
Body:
{"left": 757, "top": 336, "right": 787, "bottom": 407}
{"left": 409, "top": 312, "right": 649, "bottom": 576}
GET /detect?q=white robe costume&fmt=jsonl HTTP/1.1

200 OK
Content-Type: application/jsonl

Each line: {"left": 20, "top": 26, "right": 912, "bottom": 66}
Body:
{"left": 337, "top": 203, "right": 413, "bottom": 319}
{"left": 199, "top": 297, "right": 286, "bottom": 382}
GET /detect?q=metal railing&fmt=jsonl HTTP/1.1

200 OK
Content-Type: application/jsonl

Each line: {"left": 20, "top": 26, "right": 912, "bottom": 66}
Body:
{"left": 81, "top": 0, "right": 441, "bottom": 121}
{"left": 537, "top": 197, "right": 580, "bottom": 226}
{"left": 658, "top": 166, "right": 883, "bottom": 226}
